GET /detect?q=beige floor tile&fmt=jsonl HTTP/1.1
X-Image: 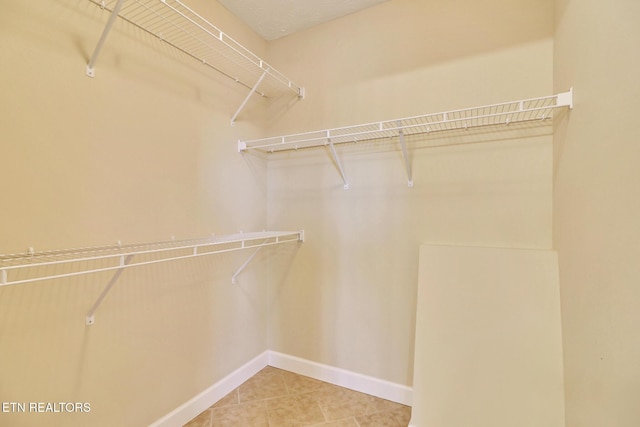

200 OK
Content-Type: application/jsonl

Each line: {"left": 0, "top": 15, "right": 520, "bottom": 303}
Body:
{"left": 280, "top": 370, "right": 325, "bottom": 394}
{"left": 210, "top": 400, "right": 269, "bottom": 427}
{"left": 182, "top": 366, "right": 412, "bottom": 427}
{"left": 239, "top": 368, "right": 289, "bottom": 402}
{"left": 183, "top": 409, "right": 212, "bottom": 427}
{"left": 213, "top": 389, "right": 239, "bottom": 408}
{"left": 355, "top": 406, "right": 412, "bottom": 427}
{"left": 267, "top": 392, "right": 326, "bottom": 426}
{"left": 307, "top": 417, "right": 360, "bottom": 427}
{"left": 368, "top": 396, "right": 409, "bottom": 414}
{"left": 311, "top": 384, "right": 380, "bottom": 420}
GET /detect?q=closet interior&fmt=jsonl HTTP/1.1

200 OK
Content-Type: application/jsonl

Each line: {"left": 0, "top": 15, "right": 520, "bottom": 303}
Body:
{"left": 4, "top": 0, "right": 635, "bottom": 427}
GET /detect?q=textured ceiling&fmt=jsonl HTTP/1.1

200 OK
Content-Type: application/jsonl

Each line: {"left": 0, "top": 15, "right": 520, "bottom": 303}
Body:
{"left": 217, "top": 0, "right": 389, "bottom": 40}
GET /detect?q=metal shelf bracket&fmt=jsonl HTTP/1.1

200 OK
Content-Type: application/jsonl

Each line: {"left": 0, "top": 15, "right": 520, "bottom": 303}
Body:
{"left": 86, "top": 0, "right": 126, "bottom": 77}
{"left": 231, "top": 244, "right": 264, "bottom": 284}
{"left": 86, "top": 254, "right": 134, "bottom": 325}
{"left": 231, "top": 68, "right": 269, "bottom": 126}
{"left": 326, "top": 134, "right": 349, "bottom": 190}
{"left": 232, "top": 230, "right": 304, "bottom": 283}
{"left": 397, "top": 121, "right": 413, "bottom": 187}
{"left": 556, "top": 87, "right": 574, "bottom": 109}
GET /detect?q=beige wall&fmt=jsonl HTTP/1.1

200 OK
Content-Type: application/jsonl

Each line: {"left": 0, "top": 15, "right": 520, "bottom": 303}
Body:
{"left": 553, "top": 1, "right": 640, "bottom": 426}
{"left": 0, "top": 0, "right": 273, "bottom": 426}
{"left": 266, "top": 0, "right": 555, "bottom": 386}
{"left": 412, "top": 244, "right": 564, "bottom": 427}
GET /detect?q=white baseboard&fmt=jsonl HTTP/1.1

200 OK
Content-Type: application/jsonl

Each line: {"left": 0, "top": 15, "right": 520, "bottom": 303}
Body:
{"left": 148, "top": 351, "right": 269, "bottom": 427}
{"left": 150, "top": 350, "right": 413, "bottom": 427}
{"left": 267, "top": 351, "right": 413, "bottom": 406}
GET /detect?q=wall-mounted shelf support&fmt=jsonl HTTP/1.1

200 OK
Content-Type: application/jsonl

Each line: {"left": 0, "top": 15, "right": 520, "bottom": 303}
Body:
{"left": 557, "top": 87, "right": 574, "bottom": 109}
{"left": 85, "top": 254, "right": 134, "bottom": 325}
{"left": 86, "top": 0, "right": 126, "bottom": 77}
{"left": 238, "top": 89, "right": 574, "bottom": 187}
{"left": 397, "top": 121, "right": 413, "bottom": 187}
{"left": 327, "top": 135, "right": 349, "bottom": 190}
{"left": 231, "top": 243, "right": 264, "bottom": 284}
{"left": 231, "top": 68, "right": 268, "bottom": 126}
{"left": 0, "top": 231, "right": 304, "bottom": 325}
{"left": 231, "top": 231, "right": 304, "bottom": 283}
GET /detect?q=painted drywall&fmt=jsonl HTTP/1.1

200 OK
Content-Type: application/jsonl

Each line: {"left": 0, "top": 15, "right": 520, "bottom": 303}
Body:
{"left": 0, "top": 0, "right": 277, "bottom": 426}
{"left": 553, "top": 1, "right": 640, "bottom": 426}
{"left": 264, "top": 0, "right": 555, "bottom": 386}
{"left": 411, "top": 244, "right": 564, "bottom": 427}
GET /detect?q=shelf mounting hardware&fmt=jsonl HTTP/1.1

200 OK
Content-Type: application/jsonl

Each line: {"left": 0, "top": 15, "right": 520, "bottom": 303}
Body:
{"left": 86, "top": 254, "right": 134, "bottom": 325}
{"left": 397, "top": 120, "right": 413, "bottom": 187}
{"left": 231, "top": 231, "right": 304, "bottom": 283}
{"left": 326, "top": 133, "right": 349, "bottom": 189}
{"left": 557, "top": 87, "right": 574, "bottom": 109}
{"left": 86, "top": 0, "right": 126, "bottom": 77}
{"left": 231, "top": 241, "right": 266, "bottom": 284}
{"left": 231, "top": 68, "right": 268, "bottom": 126}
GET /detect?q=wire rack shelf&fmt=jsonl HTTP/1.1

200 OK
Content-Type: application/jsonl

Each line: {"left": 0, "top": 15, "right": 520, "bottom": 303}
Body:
{"left": 238, "top": 89, "right": 573, "bottom": 188}
{"left": 86, "top": 0, "right": 304, "bottom": 123}
{"left": 0, "top": 231, "right": 304, "bottom": 324}
{"left": 0, "top": 231, "right": 303, "bottom": 287}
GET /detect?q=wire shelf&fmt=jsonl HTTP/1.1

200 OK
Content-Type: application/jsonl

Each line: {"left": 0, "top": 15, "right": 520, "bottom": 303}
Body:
{"left": 0, "top": 231, "right": 304, "bottom": 287}
{"left": 1, "top": 231, "right": 303, "bottom": 325}
{"left": 238, "top": 89, "right": 573, "bottom": 153}
{"left": 86, "top": 0, "right": 304, "bottom": 99}
{"left": 237, "top": 89, "right": 573, "bottom": 188}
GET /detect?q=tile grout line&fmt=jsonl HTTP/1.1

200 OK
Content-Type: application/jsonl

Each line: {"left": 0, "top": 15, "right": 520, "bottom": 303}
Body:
{"left": 281, "top": 370, "right": 291, "bottom": 396}
{"left": 309, "top": 382, "right": 329, "bottom": 424}
{"left": 266, "top": 371, "right": 279, "bottom": 427}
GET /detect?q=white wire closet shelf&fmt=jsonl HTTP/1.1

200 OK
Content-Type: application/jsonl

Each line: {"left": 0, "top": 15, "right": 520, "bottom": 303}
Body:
{"left": 86, "top": 0, "right": 305, "bottom": 124}
{"left": 238, "top": 89, "right": 574, "bottom": 188}
{"left": 0, "top": 231, "right": 304, "bottom": 324}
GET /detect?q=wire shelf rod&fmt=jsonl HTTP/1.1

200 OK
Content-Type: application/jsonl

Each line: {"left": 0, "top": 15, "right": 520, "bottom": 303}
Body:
{"left": 239, "top": 106, "right": 553, "bottom": 151}
{"left": 237, "top": 90, "right": 573, "bottom": 188}
{"left": 164, "top": 0, "right": 265, "bottom": 72}
{"left": 397, "top": 121, "right": 413, "bottom": 187}
{"left": 0, "top": 235, "right": 220, "bottom": 263}
{"left": 231, "top": 68, "right": 269, "bottom": 125}
{"left": 0, "top": 231, "right": 303, "bottom": 287}
{"left": 326, "top": 136, "right": 349, "bottom": 190}
{"left": 238, "top": 90, "right": 573, "bottom": 153}
{"left": 86, "top": 0, "right": 126, "bottom": 77}
{"left": 0, "top": 231, "right": 301, "bottom": 270}
{"left": 86, "top": 0, "right": 261, "bottom": 93}
{"left": 231, "top": 241, "right": 267, "bottom": 284}
{"left": 85, "top": 254, "right": 134, "bottom": 325}
{"left": 86, "top": 0, "right": 303, "bottom": 98}
{"left": 0, "top": 237, "right": 299, "bottom": 287}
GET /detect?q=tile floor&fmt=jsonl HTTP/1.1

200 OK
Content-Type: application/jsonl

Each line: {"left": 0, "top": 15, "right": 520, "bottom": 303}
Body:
{"left": 183, "top": 366, "right": 411, "bottom": 427}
